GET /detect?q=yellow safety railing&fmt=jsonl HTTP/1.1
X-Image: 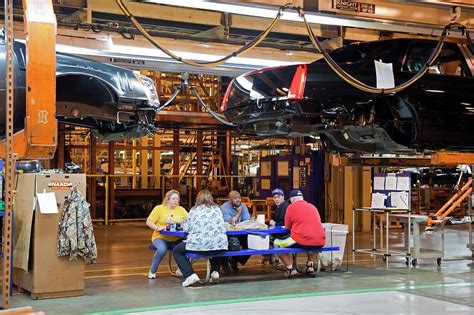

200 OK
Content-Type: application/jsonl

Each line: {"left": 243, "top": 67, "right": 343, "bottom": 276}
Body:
{"left": 85, "top": 174, "right": 259, "bottom": 225}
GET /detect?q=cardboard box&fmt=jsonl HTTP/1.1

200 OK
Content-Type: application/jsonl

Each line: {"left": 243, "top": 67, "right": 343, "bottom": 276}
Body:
{"left": 13, "top": 174, "right": 86, "bottom": 299}
{"left": 248, "top": 234, "right": 270, "bottom": 250}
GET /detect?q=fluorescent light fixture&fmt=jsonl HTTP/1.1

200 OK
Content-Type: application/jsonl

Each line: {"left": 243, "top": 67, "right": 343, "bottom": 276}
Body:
{"left": 109, "top": 44, "right": 298, "bottom": 67}
{"left": 141, "top": 0, "right": 457, "bottom": 36}
{"left": 425, "top": 89, "right": 445, "bottom": 93}
{"left": 55, "top": 41, "right": 299, "bottom": 69}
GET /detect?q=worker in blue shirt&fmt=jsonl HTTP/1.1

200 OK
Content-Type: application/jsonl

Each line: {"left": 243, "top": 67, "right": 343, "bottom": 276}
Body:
{"left": 220, "top": 190, "right": 251, "bottom": 271}
{"left": 220, "top": 190, "right": 251, "bottom": 224}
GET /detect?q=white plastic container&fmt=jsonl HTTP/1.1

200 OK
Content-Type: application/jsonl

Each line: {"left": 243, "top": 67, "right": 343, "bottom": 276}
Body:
{"left": 247, "top": 234, "right": 270, "bottom": 250}
{"left": 320, "top": 223, "right": 349, "bottom": 270}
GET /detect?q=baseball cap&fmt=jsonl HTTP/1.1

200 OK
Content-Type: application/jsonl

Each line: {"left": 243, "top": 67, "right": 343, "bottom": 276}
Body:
{"left": 271, "top": 188, "right": 284, "bottom": 196}
{"left": 289, "top": 189, "right": 303, "bottom": 198}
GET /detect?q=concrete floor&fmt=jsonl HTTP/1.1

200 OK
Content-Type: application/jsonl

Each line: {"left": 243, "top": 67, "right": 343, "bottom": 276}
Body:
{"left": 10, "top": 223, "right": 474, "bottom": 315}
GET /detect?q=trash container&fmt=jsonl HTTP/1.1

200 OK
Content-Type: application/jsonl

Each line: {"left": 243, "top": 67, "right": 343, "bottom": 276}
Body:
{"left": 320, "top": 223, "right": 348, "bottom": 271}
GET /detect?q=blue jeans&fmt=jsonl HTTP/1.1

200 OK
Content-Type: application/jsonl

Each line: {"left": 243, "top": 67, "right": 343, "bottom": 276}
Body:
{"left": 149, "top": 238, "right": 182, "bottom": 273}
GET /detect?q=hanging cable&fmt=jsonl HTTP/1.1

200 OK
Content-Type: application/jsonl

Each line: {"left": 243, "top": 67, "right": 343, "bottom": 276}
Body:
{"left": 155, "top": 82, "right": 185, "bottom": 114}
{"left": 189, "top": 85, "right": 236, "bottom": 126}
{"left": 115, "top": 0, "right": 293, "bottom": 67}
{"left": 298, "top": 7, "right": 452, "bottom": 94}
{"left": 115, "top": 1, "right": 473, "bottom": 94}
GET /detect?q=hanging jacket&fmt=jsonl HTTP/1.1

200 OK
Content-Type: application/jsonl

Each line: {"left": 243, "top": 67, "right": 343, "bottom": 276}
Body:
{"left": 57, "top": 187, "right": 97, "bottom": 263}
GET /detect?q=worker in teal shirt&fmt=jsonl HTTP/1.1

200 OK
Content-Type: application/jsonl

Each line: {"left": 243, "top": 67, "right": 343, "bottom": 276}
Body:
{"left": 220, "top": 190, "right": 251, "bottom": 224}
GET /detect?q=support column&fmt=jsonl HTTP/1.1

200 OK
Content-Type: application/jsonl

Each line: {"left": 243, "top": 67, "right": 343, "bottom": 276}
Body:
{"left": 225, "top": 130, "right": 231, "bottom": 176}
{"left": 108, "top": 141, "right": 115, "bottom": 221}
{"left": 132, "top": 140, "right": 137, "bottom": 189}
{"left": 196, "top": 130, "right": 203, "bottom": 192}
{"left": 57, "top": 124, "right": 65, "bottom": 169}
{"left": 361, "top": 167, "right": 372, "bottom": 231}
{"left": 152, "top": 134, "right": 161, "bottom": 189}
{"left": 141, "top": 136, "right": 149, "bottom": 189}
{"left": 343, "top": 166, "right": 354, "bottom": 230}
{"left": 89, "top": 134, "right": 97, "bottom": 219}
{"left": 173, "top": 128, "right": 180, "bottom": 190}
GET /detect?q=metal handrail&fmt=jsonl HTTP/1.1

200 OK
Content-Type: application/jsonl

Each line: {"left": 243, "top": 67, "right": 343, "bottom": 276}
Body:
{"left": 85, "top": 174, "right": 259, "bottom": 225}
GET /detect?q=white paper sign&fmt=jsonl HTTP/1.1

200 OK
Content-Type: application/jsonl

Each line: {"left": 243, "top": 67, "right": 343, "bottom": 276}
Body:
{"left": 375, "top": 60, "right": 395, "bottom": 89}
{"left": 390, "top": 191, "right": 409, "bottom": 209}
{"left": 36, "top": 192, "right": 58, "bottom": 214}
{"left": 385, "top": 174, "right": 397, "bottom": 190}
{"left": 371, "top": 193, "right": 387, "bottom": 209}
{"left": 396, "top": 176, "right": 410, "bottom": 191}
{"left": 373, "top": 176, "right": 385, "bottom": 191}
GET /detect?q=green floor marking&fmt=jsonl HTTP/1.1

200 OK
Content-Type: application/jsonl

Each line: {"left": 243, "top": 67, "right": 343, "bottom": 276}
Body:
{"left": 85, "top": 281, "right": 474, "bottom": 315}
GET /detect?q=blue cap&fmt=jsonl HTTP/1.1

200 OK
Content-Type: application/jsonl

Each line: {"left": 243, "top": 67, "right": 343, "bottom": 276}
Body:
{"left": 271, "top": 188, "right": 284, "bottom": 196}
{"left": 289, "top": 189, "right": 303, "bottom": 198}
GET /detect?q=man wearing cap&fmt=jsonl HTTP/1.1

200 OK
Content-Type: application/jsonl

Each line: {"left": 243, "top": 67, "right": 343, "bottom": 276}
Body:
{"left": 261, "top": 188, "right": 290, "bottom": 266}
{"left": 274, "top": 189, "right": 325, "bottom": 278}
{"left": 270, "top": 188, "right": 289, "bottom": 227}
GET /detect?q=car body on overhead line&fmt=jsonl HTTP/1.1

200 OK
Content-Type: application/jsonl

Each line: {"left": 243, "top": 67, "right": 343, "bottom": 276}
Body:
{"left": 220, "top": 38, "right": 474, "bottom": 153}
{"left": 0, "top": 39, "right": 160, "bottom": 141}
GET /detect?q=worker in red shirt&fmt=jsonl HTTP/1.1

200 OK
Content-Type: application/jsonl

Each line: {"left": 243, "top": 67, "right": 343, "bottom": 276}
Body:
{"left": 274, "top": 189, "right": 325, "bottom": 278}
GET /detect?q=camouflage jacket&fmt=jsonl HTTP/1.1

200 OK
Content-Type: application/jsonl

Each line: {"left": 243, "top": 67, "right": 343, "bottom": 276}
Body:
{"left": 57, "top": 187, "right": 97, "bottom": 263}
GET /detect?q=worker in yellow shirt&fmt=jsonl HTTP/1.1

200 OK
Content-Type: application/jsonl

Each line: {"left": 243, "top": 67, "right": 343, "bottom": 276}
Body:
{"left": 146, "top": 189, "right": 188, "bottom": 279}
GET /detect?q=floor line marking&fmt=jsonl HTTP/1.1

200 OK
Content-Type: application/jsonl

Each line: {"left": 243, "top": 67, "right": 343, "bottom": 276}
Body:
{"left": 84, "top": 281, "right": 474, "bottom": 315}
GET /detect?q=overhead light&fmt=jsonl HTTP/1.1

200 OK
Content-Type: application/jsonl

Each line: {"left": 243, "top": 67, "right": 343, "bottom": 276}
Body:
{"left": 54, "top": 42, "right": 300, "bottom": 69}
{"left": 109, "top": 44, "right": 299, "bottom": 67}
{"left": 425, "top": 89, "right": 445, "bottom": 93}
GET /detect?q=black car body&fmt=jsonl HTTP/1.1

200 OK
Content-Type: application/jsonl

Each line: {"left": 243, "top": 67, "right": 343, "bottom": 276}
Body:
{"left": 0, "top": 40, "right": 159, "bottom": 140}
{"left": 221, "top": 38, "right": 474, "bottom": 153}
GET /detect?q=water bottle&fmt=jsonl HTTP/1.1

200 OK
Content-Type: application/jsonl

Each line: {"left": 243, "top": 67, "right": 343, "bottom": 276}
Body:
{"left": 176, "top": 216, "right": 182, "bottom": 231}
{"left": 166, "top": 215, "right": 171, "bottom": 231}
{"left": 170, "top": 215, "right": 176, "bottom": 232}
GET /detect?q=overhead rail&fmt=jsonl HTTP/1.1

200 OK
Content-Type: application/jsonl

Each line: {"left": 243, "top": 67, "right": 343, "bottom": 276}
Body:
{"left": 332, "top": 151, "right": 474, "bottom": 167}
{"left": 116, "top": 1, "right": 473, "bottom": 96}
{"left": 115, "top": 0, "right": 288, "bottom": 67}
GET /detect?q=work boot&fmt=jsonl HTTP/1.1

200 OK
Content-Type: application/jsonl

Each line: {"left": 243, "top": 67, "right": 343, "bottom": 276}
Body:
{"left": 284, "top": 267, "right": 297, "bottom": 278}
{"left": 305, "top": 261, "right": 316, "bottom": 277}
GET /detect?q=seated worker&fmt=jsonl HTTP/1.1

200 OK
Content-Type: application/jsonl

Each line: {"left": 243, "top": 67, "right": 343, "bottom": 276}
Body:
{"left": 274, "top": 189, "right": 325, "bottom": 278}
{"left": 146, "top": 189, "right": 188, "bottom": 279}
{"left": 220, "top": 190, "right": 251, "bottom": 271}
{"left": 220, "top": 190, "right": 251, "bottom": 223}
{"left": 270, "top": 188, "right": 289, "bottom": 227}
{"left": 261, "top": 188, "right": 290, "bottom": 265}
{"left": 173, "top": 190, "right": 228, "bottom": 287}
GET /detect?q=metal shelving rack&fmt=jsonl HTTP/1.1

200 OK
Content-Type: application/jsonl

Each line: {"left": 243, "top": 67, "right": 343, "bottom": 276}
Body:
{"left": 2, "top": 0, "right": 15, "bottom": 309}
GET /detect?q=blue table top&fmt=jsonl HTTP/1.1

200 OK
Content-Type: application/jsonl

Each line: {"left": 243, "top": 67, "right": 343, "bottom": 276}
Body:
{"left": 160, "top": 226, "right": 289, "bottom": 237}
